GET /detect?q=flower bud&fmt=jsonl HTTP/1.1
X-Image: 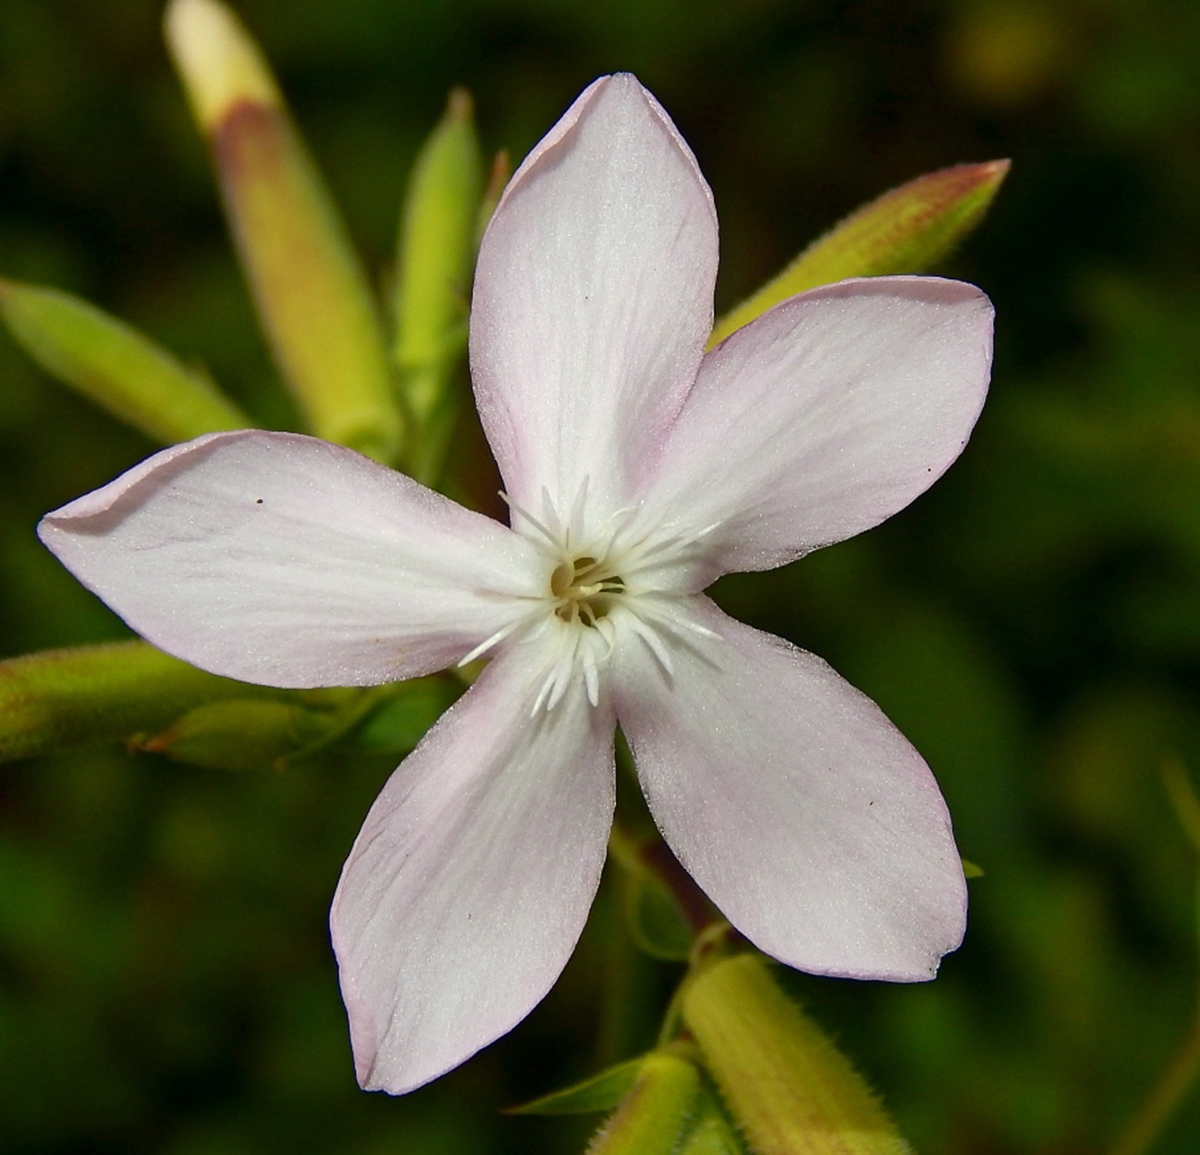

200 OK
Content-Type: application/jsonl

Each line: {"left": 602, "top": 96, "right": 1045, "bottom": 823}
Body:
{"left": 711, "top": 159, "right": 1008, "bottom": 345}
{"left": 394, "top": 90, "right": 483, "bottom": 424}
{"left": 588, "top": 1049, "right": 704, "bottom": 1154}
{"left": 682, "top": 953, "right": 912, "bottom": 1155}
{"left": 165, "top": 0, "right": 402, "bottom": 463}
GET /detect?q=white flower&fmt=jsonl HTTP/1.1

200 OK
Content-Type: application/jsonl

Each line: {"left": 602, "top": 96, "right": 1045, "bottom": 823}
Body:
{"left": 39, "top": 74, "right": 993, "bottom": 1094}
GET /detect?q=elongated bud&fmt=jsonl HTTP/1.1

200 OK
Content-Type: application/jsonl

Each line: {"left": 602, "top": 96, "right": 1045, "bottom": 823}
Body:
{"left": 394, "top": 89, "right": 483, "bottom": 424}
{"left": 165, "top": 0, "right": 402, "bottom": 463}
{"left": 588, "top": 1050, "right": 703, "bottom": 1155}
{"left": 683, "top": 953, "right": 912, "bottom": 1155}
{"left": 711, "top": 160, "right": 1009, "bottom": 345}
{"left": 0, "top": 642, "right": 280, "bottom": 764}
{"left": 0, "top": 278, "right": 249, "bottom": 444}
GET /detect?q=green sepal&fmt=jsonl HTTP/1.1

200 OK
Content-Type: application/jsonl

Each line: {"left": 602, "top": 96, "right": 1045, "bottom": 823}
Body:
{"left": 710, "top": 159, "right": 1009, "bottom": 345}
{"left": 0, "top": 641, "right": 282, "bottom": 764}
{"left": 682, "top": 952, "right": 913, "bottom": 1155}
{"left": 962, "top": 858, "right": 986, "bottom": 878}
{"left": 354, "top": 676, "right": 461, "bottom": 752}
{"left": 507, "top": 1055, "right": 646, "bottom": 1116}
{"left": 393, "top": 89, "right": 483, "bottom": 430}
{"left": 0, "top": 278, "right": 249, "bottom": 444}
{"left": 135, "top": 698, "right": 338, "bottom": 772}
{"left": 587, "top": 1049, "right": 703, "bottom": 1154}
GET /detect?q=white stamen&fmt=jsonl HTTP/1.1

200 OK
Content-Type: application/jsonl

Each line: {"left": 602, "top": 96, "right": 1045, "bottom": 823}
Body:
{"left": 457, "top": 616, "right": 526, "bottom": 667}
{"left": 499, "top": 491, "right": 558, "bottom": 547}
{"left": 623, "top": 611, "right": 675, "bottom": 675}
{"left": 582, "top": 645, "right": 600, "bottom": 706}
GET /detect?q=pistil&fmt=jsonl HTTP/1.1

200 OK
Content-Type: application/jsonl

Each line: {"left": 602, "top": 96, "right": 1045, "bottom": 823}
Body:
{"left": 550, "top": 555, "right": 626, "bottom": 626}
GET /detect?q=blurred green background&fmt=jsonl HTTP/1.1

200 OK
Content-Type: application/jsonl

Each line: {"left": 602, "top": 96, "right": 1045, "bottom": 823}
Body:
{"left": 4, "top": 0, "right": 1200, "bottom": 1152}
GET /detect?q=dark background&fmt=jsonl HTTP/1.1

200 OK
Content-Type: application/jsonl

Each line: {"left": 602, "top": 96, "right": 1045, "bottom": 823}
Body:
{"left": 3, "top": 0, "right": 1200, "bottom": 1152}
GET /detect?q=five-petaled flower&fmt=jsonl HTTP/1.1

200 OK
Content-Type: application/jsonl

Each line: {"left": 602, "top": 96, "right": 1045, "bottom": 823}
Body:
{"left": 39, "top": 75, "right": 993, "bottom": 1094}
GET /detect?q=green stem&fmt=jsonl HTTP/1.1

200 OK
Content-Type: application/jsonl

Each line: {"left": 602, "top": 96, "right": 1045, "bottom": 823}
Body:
{"left": 1109, "top": 759, "right": 1200, "bottom": 1155}
{"left": 1109, "top": 1016, "right": 1200, "bottom": 1155}
{"left": 608, "top": 821, "right": 717, "bottom": 938}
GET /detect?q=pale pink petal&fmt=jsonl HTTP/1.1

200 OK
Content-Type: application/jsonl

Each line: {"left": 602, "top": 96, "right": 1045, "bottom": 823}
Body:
{"left": 470, "top": 74, "right": 718, "bottom": 522}
{"left": 38, "top": 430, "right": 539, "bottom": 688}
{"left": 644, "top": 277, "right": 993, "bottom": 587}
{"left": 331, "top": 645, "right": 615, "bottom": 1093}
{"left": 613, "top": 596, "right": 966, "bottom": 981}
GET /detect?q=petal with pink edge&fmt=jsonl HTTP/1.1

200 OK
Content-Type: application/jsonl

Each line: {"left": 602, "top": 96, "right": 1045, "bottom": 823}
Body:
{"left": 331, "top": 646, "right": 615, "bottom": 1093}
{"left": 470, "top": 73, "right": 718, "bottom": 522}
{"left": 38, "top": 430, "right": 538, "bottom": 688}
{"left": 613, "top": 596, "right": 966, "bottom": 981}
{"left": 645, "top": 277, "right": 993, "bottom": 587}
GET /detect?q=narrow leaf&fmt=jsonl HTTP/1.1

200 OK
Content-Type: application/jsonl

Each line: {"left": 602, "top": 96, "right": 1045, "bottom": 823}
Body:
{"left": 165, "top": 0, "right": 402, "bottom": 463}
{"left": 0, "top": 278, "right": 249, "bottom": 444}
{"left": 711, "top": 160, "right": 1009, "bottom": 345}
{"left": 0, "top": 641, "right": 281, "bottom": 764}
{"left": 509, "top": 1056, "right": 647, "bottom": 1116}
{"left": 136, "top": 698, "right": 337, "bottom": 772}
{"left": 683, "top": 953, "right": 912, "bottom": 1155}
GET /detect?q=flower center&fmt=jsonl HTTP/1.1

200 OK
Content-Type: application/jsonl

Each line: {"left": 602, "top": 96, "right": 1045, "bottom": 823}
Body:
{"left": 549, "top": 555, "right": 626, "bottom": 627}
{"left": 468, "top": 487, "right": 713, "bottom": 713}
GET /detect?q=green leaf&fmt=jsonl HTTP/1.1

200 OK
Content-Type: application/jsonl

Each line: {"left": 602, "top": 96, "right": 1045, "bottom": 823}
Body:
{"left": 710, "top": 159, "right": 1009, "bottom": 346}
{"left": 135, "top": 698, "right": 338, "bottom": 772}
{"left": 0, "top": 641, "right": 282, "bottom": 764}
{"left": 508, "top": 1055, "right": 647, "bottom": 1116}
{"left": 625, "top": 865, "right": 695, "bottom": 961}
{"left": 166, "top": 0, "right": 402, "bottom": 463}
{"left": 354, "top": 677, "right": 460, "bottom": 752}
{"left": 0, "top": 278, "right": 249, "bottom": 444}
{"left": 682, "top": 952, "right": 913, "bottom": 1155}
